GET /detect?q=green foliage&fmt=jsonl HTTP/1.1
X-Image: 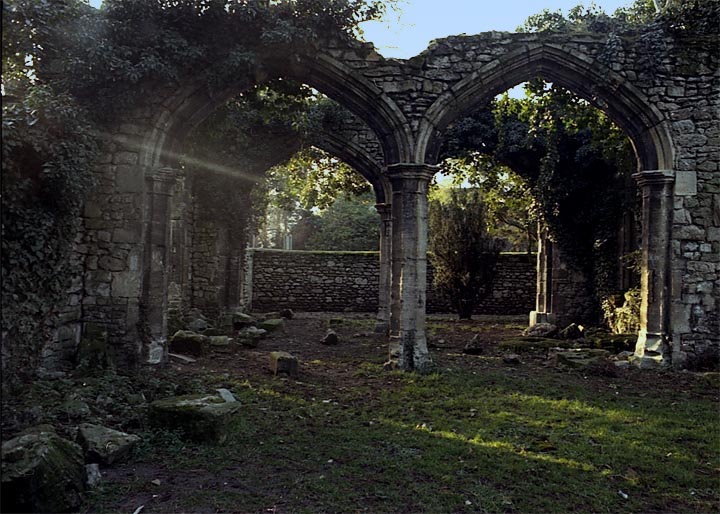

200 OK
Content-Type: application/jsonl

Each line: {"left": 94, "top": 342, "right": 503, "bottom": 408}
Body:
{"left": 301, "top": 192, "right": 379, "bottom": 251}
{"left": 602, "top": 288, "right": 642, "bottom": 335}
{"left": 444, "top": 82, "right": 639, "bottom": 322}
{"left": 429, "top": 189, "right": 503, "bottom": 320}
{"left": 1, "top": 83, "right": 97, "bottom": 383}
{"left": 440, "top": 157, "right": 535, "bottom": 253}
{"left": 518, "top": 0, "right": 719, "bottom": 37}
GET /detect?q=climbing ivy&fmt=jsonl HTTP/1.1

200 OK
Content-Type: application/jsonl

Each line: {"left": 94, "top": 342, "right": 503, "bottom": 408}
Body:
{"left": 1, "top": 0, "right": 390, "bottom": 383}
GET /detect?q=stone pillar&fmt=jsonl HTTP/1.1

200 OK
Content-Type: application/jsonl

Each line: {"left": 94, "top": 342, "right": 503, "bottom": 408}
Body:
{"left": 529, "top": 226, "right": 555, "bottom": 326}
{"left": 142, "top": 167, "right": 178, "bottom": 364}
{"left": 374, "top": 203, "right": 392, "bottom": 334}
{"left": 632, "top": 169, "right": 674, "bottom": 369}
{"left": 386, "top": 163, "right": 437, "bottom": 373}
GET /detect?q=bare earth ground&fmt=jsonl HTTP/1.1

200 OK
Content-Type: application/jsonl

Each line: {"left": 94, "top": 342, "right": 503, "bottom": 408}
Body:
{"left": 4, "top": 313, "right": 717, "bottom": 514}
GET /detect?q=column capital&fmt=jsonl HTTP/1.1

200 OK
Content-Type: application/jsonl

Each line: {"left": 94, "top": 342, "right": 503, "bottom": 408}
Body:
{"left": 146, "top": 166, "right": 181, "bottom": 184}
{"left": 386, "top": 163, "right": 438, "bottom": 182}
{"left": 375, "top": 203, "right": 392, "bottom": 216}
{"left": 632, "top": 169, "right": 675, "bottom": 187}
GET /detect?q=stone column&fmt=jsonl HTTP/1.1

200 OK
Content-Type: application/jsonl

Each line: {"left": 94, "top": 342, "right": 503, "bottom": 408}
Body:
{"left": 374, "top": 203, "right": 392, "bottom": 334}
{"left": 632, "top": 169, "right": 674, "bottom": 369}
{"left": 142, "top": 167, "right": 178, "bottom": 364}
{"left": 529, "top": 226, "right": 555, "bottom": 326}
{"left": 386, "top": 163, "right": 437, "bottom": 373}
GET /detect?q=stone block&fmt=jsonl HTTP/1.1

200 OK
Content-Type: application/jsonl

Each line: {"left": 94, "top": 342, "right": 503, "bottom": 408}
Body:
{"left": 1, "top": 427, "right": 85, "bottom": 513}
{"left": 270, "top": 351, "right": 298, "bottom": 377}
{"left": 148, "top": 394, "right": 241, "bottom": 444}
{"left": 170, "top": 330, "right": 209, "bottom": 356}
{"left": 77, "top": 423, "right": 140, "bottom": 465}
{"left": 675, "top": 171, "right": 697, "bottom": 196}
{"left": 112, "top": 227, "right": 140, "bottom": 244}
{"left": 111, "top": 271, "right": 141, "bottom": 298}
{"left": 259, "top": 318, "right": 284, "bottom": 332}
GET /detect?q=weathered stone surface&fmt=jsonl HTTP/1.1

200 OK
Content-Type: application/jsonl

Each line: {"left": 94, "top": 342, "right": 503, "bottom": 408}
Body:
{"left": 149, "top": 394, "right": 241, "bottom": 444}
{"left": 321, "top": 330, "right": 339, "bottom": 345}
{"left": 169, "top": 352, "right": 197, "bottom": 364}
{"left": 502, "top": 353, "right": 522, "bottom": 365}
{"left": 208, "top": 335, "right": 230, "bottom": 350}
{"left": 85, "top": 463, "right": 102, "bottom": 488}
{"left": 259, "top": 318, "right": 284, "bottom": 332}
{"left": 1, "top": 427, "right": 85, "bottom": 513}
{"left": 248, "top": 250, "right": 535, "bottom": 315}
{"left": 169, "top": 330, "right": 209, "bottom": 356}
{"left": 237, "top": 326, "right": 267, "bottom": 348}
{"left": 559, "top": 323, "right": 583, "bottom": 340}
{"left": 553, "top": 349, "right": 612, "bottom": 369}
{"left": 462, "top": 334, "right": 485, "bottom": 355}
{"left": 77, "top": 423, "right": 140, "bottom": 465}
{"left": 523, "top": 323, "right": 558, "bottom": 338}
{"left": 216, "top": 388, "right": 237, "bottom": 403}
{"left": 232, "top": 311, "right": 256, "bottom": 329}
{"left": 270, "top": 351, "right": 299, "bottom": 377}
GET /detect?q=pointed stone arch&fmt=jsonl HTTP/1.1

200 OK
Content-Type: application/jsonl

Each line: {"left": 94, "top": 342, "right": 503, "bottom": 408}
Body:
{"left": 417, "top": 43, "right": 677, "bottom": 368}
{"left": 417, "top": 43, "right": 674, "bottom": 170}
{"left": 139, "top": 51, "right": 412, "bottom": 172}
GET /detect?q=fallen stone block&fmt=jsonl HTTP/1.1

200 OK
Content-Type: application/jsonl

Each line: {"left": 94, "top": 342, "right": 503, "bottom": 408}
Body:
{"left": 462, "top": 334, "right": 485, "bottom": 355}
{"left": 77, "top": 423, "right": 140, "bottom": 465}
{"left": 149, "top": 393, "right": 241, "bottom": 444}
{"left": 270, "top": 351, "right": 299, "bottom": 377}
{"left": 170, "top": 330, "right": 209, "bottom": 356}
{"left": 553, "top": 348, "right": 612, "bottom": 369}
{"left": 237, "top": 326, "right": 267, "bottom": 348}
{"left": 259, "top": 318, "right": 285, "bottom": 332}
{"left": 169, "top": 352, "right": 197, "bottom": 365}
{"left": 321, "top": 330, "right": 339, "bottom": 345}
{"left": 523, "top": 322, "right": 558, "bottom": 338}
{"left": 1, "top": 426, "right": 85, "bottom": 513}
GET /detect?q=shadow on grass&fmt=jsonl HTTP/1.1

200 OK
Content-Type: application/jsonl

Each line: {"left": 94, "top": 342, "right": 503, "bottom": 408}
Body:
{"left": 83, "top": 365, "right": 719, "bottom": 514}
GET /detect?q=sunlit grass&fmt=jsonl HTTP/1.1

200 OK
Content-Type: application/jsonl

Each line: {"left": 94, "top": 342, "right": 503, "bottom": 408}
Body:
{"left": 83, "top": 356, "right": 719, "bottom": 514}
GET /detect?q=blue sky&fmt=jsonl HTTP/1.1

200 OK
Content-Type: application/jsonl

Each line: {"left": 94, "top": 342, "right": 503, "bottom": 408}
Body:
{"left": 360, "top": 0, "right": 634, "bottom": 58}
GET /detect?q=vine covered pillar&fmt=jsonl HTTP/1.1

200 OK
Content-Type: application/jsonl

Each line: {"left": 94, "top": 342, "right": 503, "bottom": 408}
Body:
{"left": 387, "top": 163, "right": 437, "bottom": 372}
{"left": 142, "top": 167, "right": 178, "bottom": 364}
{"left": 633, "top": 169, "right": 674, "bottom": 369}
{"left": 374, "top": 202, "right": 392, "bottom": 334}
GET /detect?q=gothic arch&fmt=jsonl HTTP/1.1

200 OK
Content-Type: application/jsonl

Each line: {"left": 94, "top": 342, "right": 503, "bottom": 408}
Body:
{"left": 417, "top": 43, "right": 674, "bottom": 170}
{"left": 139, "top": 51, "right": 412, "bottom": 174}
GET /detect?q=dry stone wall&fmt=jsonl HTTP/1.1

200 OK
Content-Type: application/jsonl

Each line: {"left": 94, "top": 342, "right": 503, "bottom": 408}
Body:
{"left": 248, "top": 249, "right": 535, "bottom": 315}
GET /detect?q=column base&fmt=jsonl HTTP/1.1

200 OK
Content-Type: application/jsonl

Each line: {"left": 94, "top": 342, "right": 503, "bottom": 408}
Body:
{"left": 529, "top": 311, "right": 556, "bottom": 326}
{"left": 633, "top": 330, "right": 670, "bottom": 369}
{"left": 146, "top": 339, "right": 166, "bottom": 365}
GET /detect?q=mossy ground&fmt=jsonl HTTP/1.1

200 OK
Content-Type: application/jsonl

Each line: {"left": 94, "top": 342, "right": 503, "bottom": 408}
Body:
{"left": 10, "top": 314, "right": 717, "bottom": 514}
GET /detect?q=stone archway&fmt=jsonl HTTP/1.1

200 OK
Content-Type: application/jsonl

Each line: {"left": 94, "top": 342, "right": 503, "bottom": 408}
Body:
{"left": 417, "top": 43, "right": 676, "bottom": 368}
{"left": 135, "top": 61, "right": 401, "bottom": 361}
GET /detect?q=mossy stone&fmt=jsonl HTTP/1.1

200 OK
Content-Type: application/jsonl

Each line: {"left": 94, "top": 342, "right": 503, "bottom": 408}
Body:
{"left": 148, "top": 394, "right": 241, "bottom": 444}
{"left": 1, "top": 428, "right": 85, "bottom": 513}
{"left": 259, "top": 318, "right": 284, "bottom": 332}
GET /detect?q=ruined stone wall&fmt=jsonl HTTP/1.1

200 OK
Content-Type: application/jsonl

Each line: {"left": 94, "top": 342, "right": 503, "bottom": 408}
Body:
{"left": 248, "top": 249, "right": 535, "bottom": 314}
{"left": 28, "top": 24, "right": 717, "bottom": 374}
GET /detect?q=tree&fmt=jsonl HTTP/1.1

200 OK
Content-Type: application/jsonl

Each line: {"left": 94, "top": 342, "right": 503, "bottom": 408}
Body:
{"left": 302, "top": 192, "right": 379, "bottom": 251}
{"left": 428, "top": 189, "right": 502, "bottom": 320}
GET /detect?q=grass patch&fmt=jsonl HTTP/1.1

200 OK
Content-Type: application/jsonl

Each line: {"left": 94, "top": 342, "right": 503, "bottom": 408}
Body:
{"left": 82, "top": 363, "right": 719, "bottom": 514}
